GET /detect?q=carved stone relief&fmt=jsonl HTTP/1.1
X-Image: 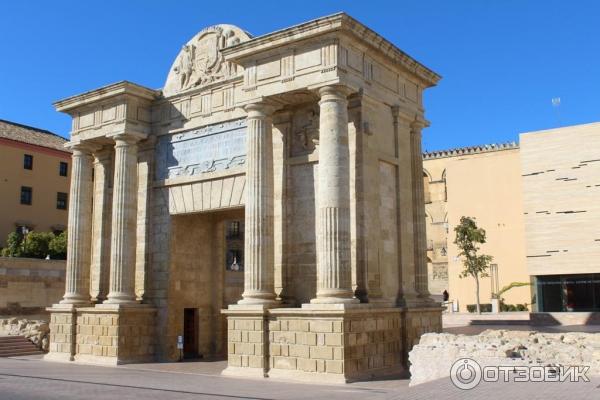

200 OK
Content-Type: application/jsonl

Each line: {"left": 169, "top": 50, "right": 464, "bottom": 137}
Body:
{"left": 163, "top": 25, "right": 251, "bottom": 97}
{"left": 290, "top": 105, "right": 319, "bottom": 157}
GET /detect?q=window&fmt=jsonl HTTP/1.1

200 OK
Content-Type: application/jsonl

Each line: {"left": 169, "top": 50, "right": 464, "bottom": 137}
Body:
{"left": 16, "top": 225, "right": 32, "bottom": 235}
{"left": 59, "top": 162, "right": 68, "bottom": 177}
{"left": 225, "top": 220, "right": 244, "bottom": 271}
{"left": 24, "top": 154, "right": 33, "bottom": 170}
{"left": 20, "top": 186, "right": 32, "bottom": 205}
{"left": 56, "top": 192, "right": 68, "bottom": 210}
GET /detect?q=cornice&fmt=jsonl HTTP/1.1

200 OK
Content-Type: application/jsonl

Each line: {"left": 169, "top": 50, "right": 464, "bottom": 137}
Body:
{"left": 222, "top": 13, "right": 441, "bottom": 88}
{"left": 54, "top": 81, "right": 160, "bottom": 113}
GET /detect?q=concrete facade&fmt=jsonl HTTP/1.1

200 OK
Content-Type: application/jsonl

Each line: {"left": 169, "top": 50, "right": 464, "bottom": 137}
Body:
{"left": 521, "top": 122, "right": 600, "bottom": 313}
{"left": 46, "top": 14, "right": 442, "bottom": 382}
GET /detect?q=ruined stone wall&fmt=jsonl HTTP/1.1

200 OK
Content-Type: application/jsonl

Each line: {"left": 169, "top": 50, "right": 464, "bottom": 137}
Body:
{"left": 409, "top": 329, "right": 600, "bottom": 386}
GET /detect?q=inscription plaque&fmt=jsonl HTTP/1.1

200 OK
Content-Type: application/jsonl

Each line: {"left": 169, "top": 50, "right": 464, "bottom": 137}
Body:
{"left": 156, "top": 119, "right": 246, "bottom": 180}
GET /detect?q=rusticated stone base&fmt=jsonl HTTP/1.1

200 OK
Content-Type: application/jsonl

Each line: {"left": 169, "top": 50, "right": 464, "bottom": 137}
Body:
{"left": 222, "top": 304, "right": 442, "bottom": 383}
{"left": 46, "top": 304, "right": 157, "bottom": 365}
{"left": 45, "top": 304, "right": 78, "bottom": 362}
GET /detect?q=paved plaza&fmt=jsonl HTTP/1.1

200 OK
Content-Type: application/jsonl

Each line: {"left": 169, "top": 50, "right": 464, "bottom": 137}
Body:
{"left": 0, "top": 355, "right": 597, "bottom": 400}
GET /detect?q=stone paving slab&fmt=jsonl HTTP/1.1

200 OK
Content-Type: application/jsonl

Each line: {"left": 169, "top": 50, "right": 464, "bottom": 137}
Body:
{"left": 0, "top": 355, "right": 598, "bottom": 399}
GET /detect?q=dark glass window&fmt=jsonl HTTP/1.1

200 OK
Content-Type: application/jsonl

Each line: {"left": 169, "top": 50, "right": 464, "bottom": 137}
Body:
{"left": 20, "top": 186, "right": 32, "bottom": 205}
{"left": 59, "top": 161, "right": 68, "bottom": 177}
{"left": 24, "top": 154, "right": 33, "bottom": 170}
{"left": 536, "top": 274, "right": 600, "bottom": 312}
{"left": 56, "top": 192, "right": 68, "bottom": 210}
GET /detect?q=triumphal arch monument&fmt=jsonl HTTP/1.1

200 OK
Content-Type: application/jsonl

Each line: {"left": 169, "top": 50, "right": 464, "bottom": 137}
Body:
{"left": 46, "top": 13, "right": 442, "bottom": 382}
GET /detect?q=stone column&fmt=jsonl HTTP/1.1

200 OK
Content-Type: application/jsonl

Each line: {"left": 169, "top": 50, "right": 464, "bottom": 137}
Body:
{"left": 311, "top": 85, "right": 358, "bottom": 304}
{"left": 60, "top": 143, "right": 95, "bottom": 305}
{"left": 90, "top": 148, "right": 112, "bottom": 303}
{"left": 238, "top": 102, "right": 278, "bottom": 305}
{"left": 410, "top": 120, "right": 431, "bottom": 300}
{"left": 105, "top": 134, "right": 142, "bottom": 304}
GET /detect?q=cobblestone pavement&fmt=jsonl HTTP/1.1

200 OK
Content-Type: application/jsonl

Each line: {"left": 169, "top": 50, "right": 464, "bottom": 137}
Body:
{"left": 0, "top": 355, "right": 598, "bottom": 399}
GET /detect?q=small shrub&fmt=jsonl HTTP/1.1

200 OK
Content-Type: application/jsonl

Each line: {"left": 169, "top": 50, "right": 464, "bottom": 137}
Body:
{"left": 22, "top": 232, "right": 54, "bottom": 259}
{"left": 500, "top": 302, "right": 529, "bottom": 312}
{"left": 1, "top": 232, "right": 24, "bottom": 257}
{"left": 49, "top": 231, "right": 67, "bottom": 260}
{"left": 466, "top": 303, "right": 492, "bottom": 313}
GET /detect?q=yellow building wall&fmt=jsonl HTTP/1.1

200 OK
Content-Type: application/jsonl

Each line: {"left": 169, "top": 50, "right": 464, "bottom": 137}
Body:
{"left": 445, "top": 149, "right": 531, "bottom": 311}
{"left": 0, "top": 140, "right": 70, "bottom": 247}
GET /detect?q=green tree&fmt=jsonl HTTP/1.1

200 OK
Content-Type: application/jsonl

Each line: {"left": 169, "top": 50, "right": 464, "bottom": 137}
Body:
{"left": 454, "top": 216, "right": 493, "bottom": 314}
{"left": 22, "top": 231, "right": 54, "bottom": 259}
{"left": 1, "top": 231, "right": 24, "bottom": 257}
{"left": 49, "top": 231, "right": 68, "bottom": 260}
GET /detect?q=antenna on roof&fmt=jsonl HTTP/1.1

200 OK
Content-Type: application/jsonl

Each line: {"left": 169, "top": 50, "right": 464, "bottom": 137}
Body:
{"left": 551, "top": 97, "right": 561, "bottom": 127}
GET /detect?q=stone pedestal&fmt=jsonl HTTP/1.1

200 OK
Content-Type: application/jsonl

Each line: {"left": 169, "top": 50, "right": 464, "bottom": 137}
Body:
{"left": 223, "top": 304, "right": 441, "bottom": 383}
{"left": 73, "top": 304, "right": 156, "bottom": 365}
{"left": 222, "top": 305, "right": 272, "bottom": 378}
{"left": 46, "top": 304, "right": 157, "bottom": 365}
{"left": 45, "top": 304, "right": 78, "bottom": 362}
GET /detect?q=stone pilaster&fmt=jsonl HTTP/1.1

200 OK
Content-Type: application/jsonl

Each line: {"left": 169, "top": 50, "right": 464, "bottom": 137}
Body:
{"left": 105, "top": 134, "right": 143, "bottom": 304}
{"left": 60, "top": 143, "right": 95, "bottom": 305}
{"left": 238, "top": 102, "right": 278, "bottom": 305}
{"left": 90, "top": 148, "right": 112, "bottom": 303}
{"left": 393, "top": 110, "right": 419, "bottom": 305}
{"left": 311, "top": 85, "right": 358, "bottom": 304}
{"left": 410, "top": 120, "right": 431, "bottom": 300}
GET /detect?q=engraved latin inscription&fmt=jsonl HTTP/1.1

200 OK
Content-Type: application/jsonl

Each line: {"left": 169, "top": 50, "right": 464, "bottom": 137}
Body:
{"left": 156, "top": 119, "right": 247, "bottom": 180}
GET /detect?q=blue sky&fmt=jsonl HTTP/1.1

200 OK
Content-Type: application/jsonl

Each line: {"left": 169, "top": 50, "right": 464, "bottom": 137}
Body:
{"left": 1, "top": 0, "right": 599, "bottom": 151}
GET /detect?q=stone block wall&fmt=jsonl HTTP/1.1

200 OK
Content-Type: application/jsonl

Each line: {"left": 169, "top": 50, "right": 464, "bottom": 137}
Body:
{"left": 46, "top": 308, "right": 76, "bottom": 361}
{"left": 0, "top": 257, "right": 65, "bottom": 314}
{"left": 224, "top": 307, "right": 415, "bottom": 383}
{"left": 74, "top": 307, "right": 156, "bottom": 364}
{"left": 226, "top": 315, "right": 267, "bottom": 372}
{"left": 403, "top": 307, "right": 443, "bottom": 350}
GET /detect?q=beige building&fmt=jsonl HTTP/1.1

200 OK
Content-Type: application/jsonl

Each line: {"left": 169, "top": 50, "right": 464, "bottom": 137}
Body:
{"left": 521, "top": 122, "right": 600, "bottom": 314}
{"left": 0, "top": 120, "right": 70, "bottom": 247}
{"left": 45, "top": 14, "right": 442, "bottom": 383}
{"left": 423, "top": 143, "right": 531, "bottom": 311}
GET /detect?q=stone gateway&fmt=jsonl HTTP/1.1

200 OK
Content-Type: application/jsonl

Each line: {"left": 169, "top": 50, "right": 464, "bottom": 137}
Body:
{"left": 46, "top": 13, "right": 442, "bottom": 383}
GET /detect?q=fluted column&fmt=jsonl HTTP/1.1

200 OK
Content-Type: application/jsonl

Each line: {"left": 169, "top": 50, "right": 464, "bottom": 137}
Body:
{"left": 238, "top": 102, "right": 278, "bottom": 305}
{"left": 410, "top": 120, "right": 431, "bottom": 299}
{"left": 90, "top": 148, "right": 112, "bottom": 302}
{"left": 60, "top": 143, "right": 95, "bottom": 305}
{"left": 105, "top": 134, "right": 141, "bottom": 304}
{"left": 311, "top": 85, "right": 358, "bottom": 304}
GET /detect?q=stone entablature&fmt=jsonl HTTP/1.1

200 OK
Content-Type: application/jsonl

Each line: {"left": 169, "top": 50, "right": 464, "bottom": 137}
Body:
{"left": 46, "top": 13, "right": 442, "bottom": 381}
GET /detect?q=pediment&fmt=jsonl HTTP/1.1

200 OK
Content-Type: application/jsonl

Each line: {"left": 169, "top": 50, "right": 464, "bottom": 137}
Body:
{"left": 163, "top": 25, "right": 251, "bottom": 97}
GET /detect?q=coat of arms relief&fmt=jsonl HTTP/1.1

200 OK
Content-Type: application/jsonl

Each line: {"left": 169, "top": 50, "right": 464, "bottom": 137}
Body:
{"left": 163, "top": 25, "right": 251, "bottom": 97}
